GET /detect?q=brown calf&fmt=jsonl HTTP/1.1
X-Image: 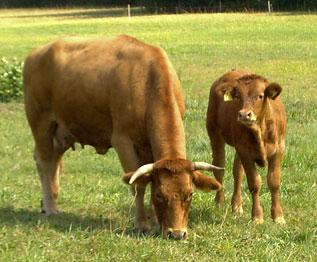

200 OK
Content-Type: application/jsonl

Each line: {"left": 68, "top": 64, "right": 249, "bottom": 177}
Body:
{"left": 206, "top": 70, "right": 287, "bottom": 224}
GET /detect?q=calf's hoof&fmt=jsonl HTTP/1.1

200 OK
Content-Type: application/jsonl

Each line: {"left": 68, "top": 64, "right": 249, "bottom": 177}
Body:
{"left": 232, "top": 205, "right": 243, "bottom": 215}
{"left": 274, "top": 216, "right": 286, "bottom": 225}
{"left": 253, "top": 217, "right": 264, "bottom": 225}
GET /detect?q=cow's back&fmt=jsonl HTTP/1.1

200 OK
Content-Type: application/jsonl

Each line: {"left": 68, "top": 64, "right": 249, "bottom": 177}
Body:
{"left": 23, "top": 35, "right": 183, "bottom": 151}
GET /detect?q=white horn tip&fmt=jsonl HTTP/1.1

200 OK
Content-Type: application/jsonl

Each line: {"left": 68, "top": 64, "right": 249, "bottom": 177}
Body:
{"left": 127, "top": 163, "right": 154, "bottom": 185}
{"left": 193, "top": 162, "right": 225, "bottom": 171}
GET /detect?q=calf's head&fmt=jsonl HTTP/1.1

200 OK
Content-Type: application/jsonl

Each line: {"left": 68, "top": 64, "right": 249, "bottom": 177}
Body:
{"left": 123, "top": 159, "right": 222, "bottom": 240}
{"left": 225, "top": 74, "right": 282, "bottom": 127}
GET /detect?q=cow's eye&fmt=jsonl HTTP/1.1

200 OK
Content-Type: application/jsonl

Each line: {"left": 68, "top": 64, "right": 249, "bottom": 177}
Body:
{"left": 155, "top": 192, "right": 163, "bottom": 202}
{"left": 258, "top": 94, "right": 264, "bottom": 100}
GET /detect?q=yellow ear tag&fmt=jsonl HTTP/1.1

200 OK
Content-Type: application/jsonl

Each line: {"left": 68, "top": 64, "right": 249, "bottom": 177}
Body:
{"left": 224, "top": 91, "right": 232, "bottom": 102}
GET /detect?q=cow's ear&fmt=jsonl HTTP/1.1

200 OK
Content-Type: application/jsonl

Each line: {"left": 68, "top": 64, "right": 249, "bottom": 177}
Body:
{"left": 265, "top": 83, "right": 282, "bottom": 100}
{"left": 122, "top": 172, "right": 151, "bottom": 186}
{"left": 192, "top": 171, "right": 222, "bottom": 192}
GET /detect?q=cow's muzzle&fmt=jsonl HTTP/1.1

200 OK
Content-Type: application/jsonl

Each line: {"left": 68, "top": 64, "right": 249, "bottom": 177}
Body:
{"left": 238, "top": 110, "right": 257, "bottom": 125}
{"left": 166, "top": 228, "right": 188, "bottom": 240}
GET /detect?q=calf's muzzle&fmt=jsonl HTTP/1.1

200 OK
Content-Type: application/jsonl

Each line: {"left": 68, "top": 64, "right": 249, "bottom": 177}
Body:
{"left": 238, "top": 109, "right": 256, "bottom": 125}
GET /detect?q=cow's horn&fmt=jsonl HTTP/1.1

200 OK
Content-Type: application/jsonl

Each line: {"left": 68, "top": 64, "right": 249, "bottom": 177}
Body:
{"left": 129, "top": 163, "right": 154, "bottom": 184}
{"left": 192, "top": 162, "right": 224, "bottom": 171}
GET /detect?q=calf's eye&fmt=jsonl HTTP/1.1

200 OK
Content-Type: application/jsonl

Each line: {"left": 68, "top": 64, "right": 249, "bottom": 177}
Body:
{"left": 258, "top": 94, "right": 264, "bottom": 100}
{"left": 186, "top": 192, "right": 194, "bottom": 201}
{"left": 233, "top": 94, "right": 240, "bottom": 100}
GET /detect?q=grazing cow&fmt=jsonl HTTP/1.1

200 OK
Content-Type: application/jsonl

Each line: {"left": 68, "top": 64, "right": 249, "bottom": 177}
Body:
{"left": 206, "top": 70, "right": 286, "bottom": 224}
{"left": 23, "top": 35, "right": 222, "bottom": 240}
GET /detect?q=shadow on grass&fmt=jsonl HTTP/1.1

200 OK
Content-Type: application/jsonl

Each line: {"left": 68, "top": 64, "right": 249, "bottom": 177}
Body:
{"left": 0, "top": 203, "right": 247, "bottom": 239}
{"left": 0, "top": 205, "right": 112, "bottom": 231}
{"left": 0, "top": 205, "right": 161, "bottom": 238}
{"left": 0, "top": 7, "right": 147, "bottom": 19}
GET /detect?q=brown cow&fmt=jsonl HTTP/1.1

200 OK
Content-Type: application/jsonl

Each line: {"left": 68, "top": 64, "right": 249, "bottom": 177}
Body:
{"left": 23, "top": 35, "right": 222, "bottom": 240}
{"left": 206, "top": 69, "right": 286, "bottom": 224}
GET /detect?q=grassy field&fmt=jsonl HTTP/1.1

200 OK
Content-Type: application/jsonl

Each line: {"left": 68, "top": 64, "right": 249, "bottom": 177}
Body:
{"left": 0, "top": 8, "right": 316, "bottom": 261}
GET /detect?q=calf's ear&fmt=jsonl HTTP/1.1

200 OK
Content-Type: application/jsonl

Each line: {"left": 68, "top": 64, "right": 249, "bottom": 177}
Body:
{"left": 192, "top": 171, "right": 222, "bottom": 192}
{"left": 265, "top": 83, "right": 282, "bottom": 100}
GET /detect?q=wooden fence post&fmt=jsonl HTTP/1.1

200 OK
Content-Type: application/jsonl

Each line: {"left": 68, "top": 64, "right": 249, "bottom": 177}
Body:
{"left": 268, "top": 1, "right": 271, "bottom": 13}
{"left": 128, "top": 3, "right": 131, "bottom": 19}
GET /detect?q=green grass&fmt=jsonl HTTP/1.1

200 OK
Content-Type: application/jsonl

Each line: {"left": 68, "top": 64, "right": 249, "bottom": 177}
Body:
{"left": 0, "top": 8, "right": 317, "bottom": 261}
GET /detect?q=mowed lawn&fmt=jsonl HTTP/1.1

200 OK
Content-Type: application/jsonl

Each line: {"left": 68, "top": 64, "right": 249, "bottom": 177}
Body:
{"left": 0, "top": 8, "right": 316, "bottom": 261}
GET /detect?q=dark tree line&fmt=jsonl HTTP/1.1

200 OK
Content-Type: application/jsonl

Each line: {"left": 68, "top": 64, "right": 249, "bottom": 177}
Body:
{"left": 0, "top": 0, "right": 316, "bottom": 11}
{"left": 143, "top": 1, "right": 317, "bottom": 12}
{"left": 0, "top": 0, "right": 130, "bottom": 8}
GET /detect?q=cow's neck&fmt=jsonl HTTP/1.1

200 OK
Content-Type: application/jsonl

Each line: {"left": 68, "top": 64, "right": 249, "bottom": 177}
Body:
{"left": 147, "top": 90, "right": 186, "bottom": 161}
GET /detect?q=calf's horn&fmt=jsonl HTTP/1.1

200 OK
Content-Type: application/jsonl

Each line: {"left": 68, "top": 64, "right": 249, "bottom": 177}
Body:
{"left": 129, "top": 163, "right": 154, "bottom": 184}
{"left": 192, "top": 162, "right": 224, "bottom": 171}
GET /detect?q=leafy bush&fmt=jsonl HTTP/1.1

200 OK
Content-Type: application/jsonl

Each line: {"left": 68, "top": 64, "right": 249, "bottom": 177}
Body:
{"left": 0, "top": 57, "right": 23, "bottom": 102}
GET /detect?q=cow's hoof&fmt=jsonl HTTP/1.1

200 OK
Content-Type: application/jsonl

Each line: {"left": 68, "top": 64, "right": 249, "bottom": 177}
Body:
{"left": 148, "top": 214, "right": 159, "bottom": 227}
{"left": 253, "top": 217, "right": 264, "bottom": 224}
{"left": 135, "top": 221, "right": 151, "bottom": 235}
{"left": 215, "top": 191, "right": 225, "bottom": 206}
{"left": 40, "top": 199, "right": 59, "bottom": 216}
{"left": 274, "top": 216, "right": 286, "bottom": 225}
{"left": 135, "top": 227, "right": 150, "bottom": 235}
{"left": 41, "top": 208, "right": 59, "bottom": 216}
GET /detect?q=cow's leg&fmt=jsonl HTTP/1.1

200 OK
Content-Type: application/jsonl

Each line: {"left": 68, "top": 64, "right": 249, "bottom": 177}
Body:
{"left": 231, "top": 153, "right": 244, "bottom": 215}
{"left": 130, "top": 185, "right": 149, "bottom": 233}
{"left": 35, "top": 153, "right": 63, "bottom": 215}
{"left": 147, "top": 200, "right": 159, "bottom": 227}
{"left": 32, "top": 118, "right": 63, "bottom": 215}
{"left": 209, "top": 129, "right": 226, "bottom": 205}
{"left": 137, "top": 153, "right": 158, "bottom": 227}
{"left": 240, "top": 157, "right": 263, "bottom": 223}
{"left": 267, "top": 153, "right": 285, "bottom": 224}
{"left": 111, "top": 135, "right": 150, "bottom": 233}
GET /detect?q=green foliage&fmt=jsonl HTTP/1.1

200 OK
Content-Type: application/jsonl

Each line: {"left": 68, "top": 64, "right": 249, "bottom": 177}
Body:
{"left": 0, "top": 58, "right": 23, "bottom": 103}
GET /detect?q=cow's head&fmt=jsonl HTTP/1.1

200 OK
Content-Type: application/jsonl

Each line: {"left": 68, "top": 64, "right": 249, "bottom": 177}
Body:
{"left": 123, "top": 159, "right": 222, "bottom": 240}
{"left": 225, "top": 74, "right": 282, "bottom": 128}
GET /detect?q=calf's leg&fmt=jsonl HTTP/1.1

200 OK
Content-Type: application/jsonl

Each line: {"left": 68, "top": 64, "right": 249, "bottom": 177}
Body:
{"left": 240, "top": 157, "right": 263, "bottom": 223}
{"left": 208, "top": 129, "right": 226, "bottom": 205}
{"left": 231, "top": 153, "right": 244, "bottom": 214}
{"left": 267, "top": 153, "right": 285, "bottom": 224}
